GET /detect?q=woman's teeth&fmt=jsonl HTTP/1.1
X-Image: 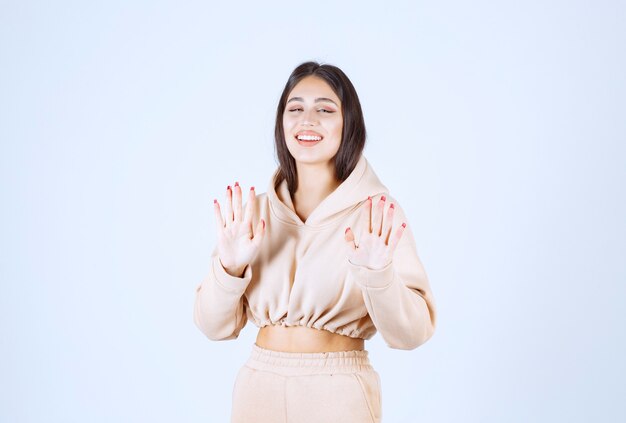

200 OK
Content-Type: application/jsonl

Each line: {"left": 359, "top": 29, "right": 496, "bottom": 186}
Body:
{"left": 296, "top": 135, "right": 322, "bottom": 141}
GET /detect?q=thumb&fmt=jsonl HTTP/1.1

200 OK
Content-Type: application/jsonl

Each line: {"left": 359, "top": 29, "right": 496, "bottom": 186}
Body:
{"left": 344, "top": 227, "right": 357, "bottom": 252}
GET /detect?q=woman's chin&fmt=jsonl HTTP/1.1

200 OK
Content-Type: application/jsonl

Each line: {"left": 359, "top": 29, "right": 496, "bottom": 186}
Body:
{"left": 290, "top": 154, "right": 335, "bottom": 167}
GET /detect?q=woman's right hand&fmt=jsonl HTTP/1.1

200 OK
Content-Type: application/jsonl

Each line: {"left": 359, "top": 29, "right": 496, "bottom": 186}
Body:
{"left": 213, "top": 182, "right": 266, "bottom": 278}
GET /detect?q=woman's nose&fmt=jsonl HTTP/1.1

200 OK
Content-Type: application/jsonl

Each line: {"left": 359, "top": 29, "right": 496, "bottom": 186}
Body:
{"left": 301, "top": 109, "right": 317, "bottom": 126}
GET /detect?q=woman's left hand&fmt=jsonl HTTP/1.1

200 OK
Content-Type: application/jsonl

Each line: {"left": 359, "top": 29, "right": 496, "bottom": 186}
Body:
{"left": 344, "top": 195, "right": 407, "bottom": 270}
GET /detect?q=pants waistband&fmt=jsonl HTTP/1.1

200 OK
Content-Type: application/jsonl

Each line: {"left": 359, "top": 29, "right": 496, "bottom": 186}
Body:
{"left": 246, "top": 343, "right": 374, "bottom": 376}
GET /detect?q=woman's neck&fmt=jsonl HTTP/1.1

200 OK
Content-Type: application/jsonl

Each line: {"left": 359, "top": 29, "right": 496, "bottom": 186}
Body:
{"left": 291, "top": 161, "right": 340, "bottom": 222}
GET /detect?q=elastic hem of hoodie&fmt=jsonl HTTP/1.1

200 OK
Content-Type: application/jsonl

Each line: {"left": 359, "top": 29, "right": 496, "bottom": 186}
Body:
{"left": 250, "top": 318, "right": 373, "bottom": 341}
{"left": 246, "top": 343, "right": 374, "bottom": 376}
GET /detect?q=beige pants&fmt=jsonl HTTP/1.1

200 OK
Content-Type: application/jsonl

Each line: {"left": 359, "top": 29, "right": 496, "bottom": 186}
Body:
{"left": 231, "top": 343, "right": 382, "bottom": 422}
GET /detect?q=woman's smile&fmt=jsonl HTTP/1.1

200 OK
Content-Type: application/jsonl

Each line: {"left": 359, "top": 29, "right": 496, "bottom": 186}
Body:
{"left": 295, "top": 130, "right": 324, "bottom": 146}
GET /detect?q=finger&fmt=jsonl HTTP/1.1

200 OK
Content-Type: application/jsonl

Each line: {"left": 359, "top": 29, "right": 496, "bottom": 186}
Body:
{"left": 388, "top": 222, "right": 407, "bottom": 253}
{"left": 213, "top": 198, "right": 225, "bottom": 231}
{"left": 382, "top": 203, "right": 395, "bottom": 245}
{"left": 233, "top": 181, "right": 242, "bottom": 221}
{"left": 251, "top": 218, "right": 265, "bottom": 249}
{"left": 224, "top": 185, "right": 234, "bottom": 227}
{"left": 372, "top": 195, "right": 386, "bottom": 237}
{"left": 344, "top": 227, "right": 357, "bottom": 251}
{"left": 358, "top": 197, "right": 372, "bottom": 242}
{"left": 243, "top": 186, "right": 255, "bottom": 228}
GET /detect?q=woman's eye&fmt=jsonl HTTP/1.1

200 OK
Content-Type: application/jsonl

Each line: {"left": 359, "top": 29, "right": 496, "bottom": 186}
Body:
{"left": 287, "top": 107, "right": 334, "bottom": 113}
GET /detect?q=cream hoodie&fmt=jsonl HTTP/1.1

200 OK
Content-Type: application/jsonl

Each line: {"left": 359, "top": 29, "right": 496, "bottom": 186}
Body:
{"left": 193, "top": 154, "right": 437, "bottom": 350}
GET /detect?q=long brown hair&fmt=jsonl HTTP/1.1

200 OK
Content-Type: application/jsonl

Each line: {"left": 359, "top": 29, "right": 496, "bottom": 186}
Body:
{"left": 273, "top": 61, "right": 367, "bottom": 196}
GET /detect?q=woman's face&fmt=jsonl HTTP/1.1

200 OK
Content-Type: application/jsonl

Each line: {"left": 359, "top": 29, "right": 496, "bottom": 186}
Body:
{"left": 282, "top": 76, "right": 343, "bottom": 166}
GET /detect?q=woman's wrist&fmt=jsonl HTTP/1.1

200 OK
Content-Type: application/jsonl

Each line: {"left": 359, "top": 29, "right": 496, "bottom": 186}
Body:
{"left": 225, "top": 266, "right": 246, "bottom": 278}
{"left": 219, "top": 257, "right": 247, "bottom": 278}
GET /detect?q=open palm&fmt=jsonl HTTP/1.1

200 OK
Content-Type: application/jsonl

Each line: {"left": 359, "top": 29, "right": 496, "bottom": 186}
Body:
{"left": 344, "top": 195, "right": 406, "bottom": 270}
{"left": 213, "top": 182, "right": 265, "bottom": 276}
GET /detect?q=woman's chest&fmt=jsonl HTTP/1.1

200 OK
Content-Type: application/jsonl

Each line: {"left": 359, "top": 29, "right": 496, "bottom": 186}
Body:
{"left": 247, "top": 222, "right": 360, "bottom": 305}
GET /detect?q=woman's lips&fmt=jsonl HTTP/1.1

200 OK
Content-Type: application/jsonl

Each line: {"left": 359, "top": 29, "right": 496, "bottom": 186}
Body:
{"left": 295, "top": 135, "right": 322, "bottom": 147}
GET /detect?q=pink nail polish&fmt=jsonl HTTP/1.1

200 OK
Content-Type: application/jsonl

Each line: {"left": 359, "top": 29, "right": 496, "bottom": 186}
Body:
{"left": 402, "top": 222, "right": 406, "bottom": 228}
{"left": 367, "top": 196, "right": 371, "bottom": 201}
{"left": 381, "top": 195, "right": 386, "bottom": 201}
{"left": 250, "top": 186, "right": 255, "bottom": 191}
{"left": 235, "top": 181, "right": 239, "bottom": 187}
{"left": 213, "top": 199, "right": 217, "bottom": 204}
{"left": 390, "top": 203, "right": 394, "bottom": 209}
{"left": 345, "top": 227, "right": 350, "bottom": 234}
{"left": 227, "top": 185, "right": 231, "bottom": 191}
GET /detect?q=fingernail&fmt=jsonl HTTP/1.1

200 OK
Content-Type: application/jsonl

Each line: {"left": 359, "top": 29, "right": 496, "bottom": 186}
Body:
{"left": 227, "top": 185, "right": 231, "bottom": 191}
{"left": 390, "top": 203, "right": 394, "bottom": 209}
{"left": 381, "top": 195, "right": 386, "bottom": 201}
{"left": 345, "top": 227, "right": 350, "bottom": 234}
{"left": 367, "top": 196, "right": 371, "bottom": 201}
{"left": 262, "top": 219, "right": 265, "bottom": 229}
{"left": 214, "top": 199, "right": 217, "bottom": 204}
{"left": 235, "top": 181, "right": 239, "bottom": 187}
{"left": 250, "top": 186, "right": 255, "bottom": 191}
{"left": 402, "top": 222, "right": 406, "bottom": 228}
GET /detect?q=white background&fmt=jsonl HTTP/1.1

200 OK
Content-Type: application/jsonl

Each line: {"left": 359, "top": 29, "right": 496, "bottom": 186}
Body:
{"left": 1, "top": 1, "right": 624, "bottom": 422}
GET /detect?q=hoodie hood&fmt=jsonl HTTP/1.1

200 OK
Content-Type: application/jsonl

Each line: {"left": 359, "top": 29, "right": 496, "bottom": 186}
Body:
{"left": 266, "top": 154, "right": 389, "bottom": 228}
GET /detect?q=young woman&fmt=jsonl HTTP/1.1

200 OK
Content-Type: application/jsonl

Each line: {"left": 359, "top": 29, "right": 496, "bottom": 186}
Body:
{"left": 194, "top": 61, "right": 437, "bottom": 422}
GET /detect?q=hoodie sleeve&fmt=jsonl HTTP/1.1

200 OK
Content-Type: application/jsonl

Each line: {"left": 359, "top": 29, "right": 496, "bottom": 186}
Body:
{"left": 193, "top": 245, "right": 252, "bottom": 341}
{"left": 347, "top": 195, "right": 437, "bottom": 350}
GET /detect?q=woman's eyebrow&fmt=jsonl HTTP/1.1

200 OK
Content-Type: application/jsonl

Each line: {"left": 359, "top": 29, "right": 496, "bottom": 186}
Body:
{"left": 287, "top": 97, "right": 338, "bottom": 106}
